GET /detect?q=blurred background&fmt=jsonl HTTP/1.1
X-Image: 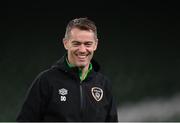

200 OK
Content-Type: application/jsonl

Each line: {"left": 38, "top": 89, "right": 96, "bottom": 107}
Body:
{"left": 1, "top": 1, "right": 180, "bottom": 121}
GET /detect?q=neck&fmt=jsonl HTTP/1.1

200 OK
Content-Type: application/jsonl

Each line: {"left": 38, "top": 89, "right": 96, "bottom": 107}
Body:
{"left": 66, "top": 58, "right": 91, "bottom": 81}
{"left": 79, "top": 64, "right": 89, "bottom": 78}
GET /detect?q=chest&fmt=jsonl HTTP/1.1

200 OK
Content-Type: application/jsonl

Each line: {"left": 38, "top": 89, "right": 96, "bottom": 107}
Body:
{"left": 47, "top": 76, "right": 109, "bottom": 116}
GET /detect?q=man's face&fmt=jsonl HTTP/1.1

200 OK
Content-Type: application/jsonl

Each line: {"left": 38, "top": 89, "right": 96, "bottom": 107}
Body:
{"left": 63, "top": 28, "right": 98, "bottom": 68}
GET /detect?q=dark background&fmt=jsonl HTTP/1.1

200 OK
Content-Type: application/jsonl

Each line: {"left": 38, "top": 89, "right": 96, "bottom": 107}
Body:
{"left": 1, "top": 1, "right": 180, "bottom": 121}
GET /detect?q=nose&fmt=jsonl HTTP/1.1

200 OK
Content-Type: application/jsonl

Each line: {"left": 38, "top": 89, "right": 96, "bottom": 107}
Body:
{"left": 79, "top": 44, "right": 86, "bottom": 53}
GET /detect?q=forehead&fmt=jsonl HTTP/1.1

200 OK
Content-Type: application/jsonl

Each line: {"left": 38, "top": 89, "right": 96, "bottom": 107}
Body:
{"left": 69, "top": 28, "right": 96, "bottom": 42}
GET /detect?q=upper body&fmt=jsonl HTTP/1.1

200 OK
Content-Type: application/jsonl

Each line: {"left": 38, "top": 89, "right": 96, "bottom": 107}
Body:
{"left": 16, "top": 17, "right": 118, "bottom": 122}
{"left": 16, "top": 55, "right": 118, "bottom": 121}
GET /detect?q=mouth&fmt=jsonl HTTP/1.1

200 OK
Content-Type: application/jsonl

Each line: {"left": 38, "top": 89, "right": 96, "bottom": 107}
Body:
{"left": 75, "top": 53, "right": 89, "bottom": 61}
{"left": 77, "top": 55, "right": 87, "bottom": 60}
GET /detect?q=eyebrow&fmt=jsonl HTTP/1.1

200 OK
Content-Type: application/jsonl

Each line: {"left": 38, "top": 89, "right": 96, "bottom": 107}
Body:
{"left": 71, "top": 40, "right": 94, "bottom": 43}
{"left": 72, "top": 40, "right": 93, "bottom": 43}
{"left": 72, "top": 40, "right": 80, "bottom": 43}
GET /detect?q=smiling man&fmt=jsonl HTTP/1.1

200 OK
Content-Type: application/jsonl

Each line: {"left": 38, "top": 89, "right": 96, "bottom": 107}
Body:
{"left": 16, "top": 17, "right": 118, "bottom": 122}
{"left": 63, "top": 23, "right": 98, "bottom": 80}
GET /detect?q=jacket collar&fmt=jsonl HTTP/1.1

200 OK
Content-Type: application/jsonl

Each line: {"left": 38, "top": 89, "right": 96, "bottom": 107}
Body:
{"left": 51, "top": 54, "right": 101, "bottom": 81}
{"left": 52, "top": 54, "right": 100, "bottom": 71}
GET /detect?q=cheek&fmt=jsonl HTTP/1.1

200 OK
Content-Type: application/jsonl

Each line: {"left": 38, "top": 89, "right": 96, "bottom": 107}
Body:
{"left": 69, "top": 47, "right": 78, "bottom": 53}
{"left": 87, "top": 47, "right": 95, "bottom": 53}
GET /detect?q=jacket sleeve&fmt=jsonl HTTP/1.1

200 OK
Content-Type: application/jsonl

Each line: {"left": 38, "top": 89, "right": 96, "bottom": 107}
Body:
{"left": 105, "top": 78, "right": 118, "bottom": 122}
{"left": 16, "top": 72, "right": 50, "bottom": 121}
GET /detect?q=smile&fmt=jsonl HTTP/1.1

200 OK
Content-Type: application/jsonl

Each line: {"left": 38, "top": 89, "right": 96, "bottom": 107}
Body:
{"left": 75, "top": 53, "right": 89, "bottom": 60}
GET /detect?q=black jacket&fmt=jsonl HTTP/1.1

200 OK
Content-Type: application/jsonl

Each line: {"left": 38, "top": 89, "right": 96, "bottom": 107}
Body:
{"left": 16, "top": 56, "right": 118, "bottom": 122}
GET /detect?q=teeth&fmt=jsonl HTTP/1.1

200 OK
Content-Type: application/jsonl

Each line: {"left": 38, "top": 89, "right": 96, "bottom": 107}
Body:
{"left": 78, "top": 55, "right": 86, "bottom": 58}
{"left": 75, "top": 53, "right": 88, "bottom": 59}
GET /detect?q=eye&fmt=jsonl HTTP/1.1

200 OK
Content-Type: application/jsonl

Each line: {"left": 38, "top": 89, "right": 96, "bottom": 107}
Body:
{"left": 84, "top": 42, "right": 93, "bottom": 47}
{"left": 72, "top": 41, "right": 81, "bottom": 47}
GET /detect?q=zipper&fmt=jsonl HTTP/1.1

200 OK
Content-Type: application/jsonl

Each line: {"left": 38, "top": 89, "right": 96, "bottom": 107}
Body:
{"left": 80, "top": 81, "right": 85, "bottom": 118}
{"left": 80, "top": 84, "right": 83, "bottom": 111}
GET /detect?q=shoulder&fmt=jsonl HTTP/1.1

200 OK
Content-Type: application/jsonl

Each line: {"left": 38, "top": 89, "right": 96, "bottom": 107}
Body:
{"left": 31, "top": 67, "right": 61, "bottom": 86}
{"left": 36, "top": 67, "right": 61, "bottom": 80}
{"left": 94, "top": 72, "right": 112, "bottom": 89}
{"left": 95, "top": 71, "right": 111, "bottom": 82}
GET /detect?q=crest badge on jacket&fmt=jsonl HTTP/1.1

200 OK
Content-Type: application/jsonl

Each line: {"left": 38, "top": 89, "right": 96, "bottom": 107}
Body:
{"left": 91, "top": 87, "right": 103, "bottom": 101}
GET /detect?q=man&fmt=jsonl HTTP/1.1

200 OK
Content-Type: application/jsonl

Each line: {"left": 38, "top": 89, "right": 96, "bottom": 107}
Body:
{"left": 16, "top": 17, "right": 118, "bottom": 122}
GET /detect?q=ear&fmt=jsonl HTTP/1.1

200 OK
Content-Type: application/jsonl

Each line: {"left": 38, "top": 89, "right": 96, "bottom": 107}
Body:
{"left": 93, "top": 39, "right": 98, "bottom": 51}
{"left": 63, "top": 38, "right": 69, "bottom": 50}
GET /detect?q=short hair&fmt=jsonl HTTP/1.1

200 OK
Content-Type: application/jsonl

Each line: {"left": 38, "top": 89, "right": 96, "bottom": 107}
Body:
{"left": 64, "top": 17, "right": 98, "bottom": 40}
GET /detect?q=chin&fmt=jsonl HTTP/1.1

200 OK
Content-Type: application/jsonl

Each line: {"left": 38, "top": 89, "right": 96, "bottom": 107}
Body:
{"left": 76, "top": 63, "right": 88, "bottom": 68}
